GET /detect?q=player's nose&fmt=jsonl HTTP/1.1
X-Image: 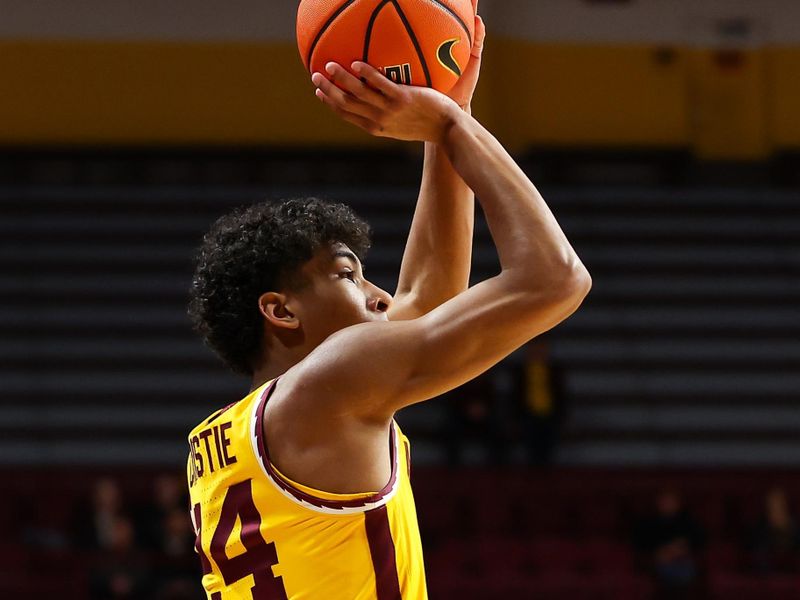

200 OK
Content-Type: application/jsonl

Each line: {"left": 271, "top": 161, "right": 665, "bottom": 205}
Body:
{"left": 367, "top": 283, "right": 393, "bottom": 313}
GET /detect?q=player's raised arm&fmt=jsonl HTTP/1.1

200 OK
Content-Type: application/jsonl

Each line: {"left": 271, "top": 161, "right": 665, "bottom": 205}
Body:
{"left": 319, "top": 56, "right": 478, "bottom": 321}
{"left": 388, "top": 14, "right": 485, "bottom": 320}
{"left": 284, "top": 62, "right": 590, "bottom": 419}
{"left": 389, "top": 138, "right": 474, "bottom": 321}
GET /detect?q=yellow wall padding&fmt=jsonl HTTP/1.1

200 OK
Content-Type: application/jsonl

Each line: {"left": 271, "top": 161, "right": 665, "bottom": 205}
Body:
{"left": 687, "top": 49, "right": 770, "bottom": 161}
{"left": 481, "top": 40, "right": 691, "bottom": 149}
{"left": 0, "top": 41, "right": 386, "bottom": 146}
{"left": 766, "top": 47, "right": 800, "bottom": 149}
{"left": 1, "top": 39, "right": 799, "bottom": 156}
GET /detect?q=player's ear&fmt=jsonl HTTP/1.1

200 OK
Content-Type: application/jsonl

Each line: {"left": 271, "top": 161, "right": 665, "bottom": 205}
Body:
{"left": 258, "top": 292, "right": 300, "bottom": 330}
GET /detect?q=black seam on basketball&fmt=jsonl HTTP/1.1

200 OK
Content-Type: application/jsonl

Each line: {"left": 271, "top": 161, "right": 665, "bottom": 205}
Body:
{"left": 305, "top": 0, "right": 358, "bottom": 70}
{"left": 390, "top": 0, "right": 432, "bottom": 87}
{"left": 364, "top": 0, "right": 393, "bottom": 63}
{"left": 426, "top": 0, "right": 472, "bottom": 45}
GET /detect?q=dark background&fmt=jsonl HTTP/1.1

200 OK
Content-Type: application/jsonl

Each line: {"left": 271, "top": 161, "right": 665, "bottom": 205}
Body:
{"left": 2, "top": 0, "right": 799, "bottom": 598}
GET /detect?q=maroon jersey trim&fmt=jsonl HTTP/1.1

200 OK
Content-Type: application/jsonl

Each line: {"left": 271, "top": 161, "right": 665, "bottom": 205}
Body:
{"left": 252, "top": 378, "right": 400, "bottom": 512}
{"left": 365, "top": 505, "right": 403, "bottom": 600}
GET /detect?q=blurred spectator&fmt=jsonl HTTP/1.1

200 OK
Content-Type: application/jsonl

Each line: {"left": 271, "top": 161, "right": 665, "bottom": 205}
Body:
{"left": 73, "top": 478, "right": 126, "bottom": 550}
{"left": 136, "top": 474, "right": 190, "bottom": 551}
{"left": 515, "top": 338, "right": 567, "bottom": 465}
{"left": 633, "top": 489, "right": 706, "bottom": 598}
{"left": 152, "top": 507, "right": 202, "bottom": 599}
{"left": 443, "top": 372, "right": 509, "bottom": 466}
{"left": 134, "top": 475, "right": 199, "bottom": 598}
{"left": 20, "top": 497, "right": 69, "bottom": 551}
{"left": 746, "top": 487, "right": 800, "bottom": 574}
{"left": 159, "top": 508, "right": 195, "bottom": 559}
{"left": 90, "top": 516, "right": 153, "bottom": 599}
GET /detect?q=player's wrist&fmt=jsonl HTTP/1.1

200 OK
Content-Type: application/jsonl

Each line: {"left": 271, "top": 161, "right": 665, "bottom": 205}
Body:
{"left": 437, "top": 103, "right": 471, "bottom": 148}
{"left": 434, "top": 100, "right": 467, "bottom": 145}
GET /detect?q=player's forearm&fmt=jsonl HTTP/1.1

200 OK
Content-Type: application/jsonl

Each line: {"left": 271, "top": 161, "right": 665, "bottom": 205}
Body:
{"left": 393, "top": 142, "right": 474, "bottom": 317}
{"left": 442, "top": 111, "right": 589, "bottom": 291}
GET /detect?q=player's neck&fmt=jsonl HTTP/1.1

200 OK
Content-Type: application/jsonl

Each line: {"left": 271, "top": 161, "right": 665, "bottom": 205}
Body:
{"left": 251, "top": 365, "right": 286, "bottom": 392}
{"left": 249, "top": 350, "right": 304, "bottom": 392}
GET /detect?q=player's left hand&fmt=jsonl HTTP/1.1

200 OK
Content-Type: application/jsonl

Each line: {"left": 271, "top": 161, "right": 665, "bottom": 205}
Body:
{"left": 313, "top": 61, "right": 461, "bottom": 143}
{"left": 446, "top": 5, "right": 485, "bottom": 112}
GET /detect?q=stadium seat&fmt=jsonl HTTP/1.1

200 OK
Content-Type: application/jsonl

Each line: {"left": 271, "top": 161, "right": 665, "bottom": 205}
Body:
{"left": 710, "top": 573, "right": 800, "bottom": 600}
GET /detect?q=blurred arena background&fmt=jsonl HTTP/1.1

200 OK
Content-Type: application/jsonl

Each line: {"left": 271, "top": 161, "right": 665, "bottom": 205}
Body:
{"left": 2, "top": 0, "right": 799, "bottom": 598}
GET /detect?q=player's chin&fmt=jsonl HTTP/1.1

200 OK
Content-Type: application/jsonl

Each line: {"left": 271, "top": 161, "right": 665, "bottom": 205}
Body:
{"left": 343, "top": 312, "right": 386, "bottom": 329}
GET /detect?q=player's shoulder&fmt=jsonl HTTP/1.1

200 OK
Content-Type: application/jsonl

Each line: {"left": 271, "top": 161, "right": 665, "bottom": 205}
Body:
{"left": 275, "top": 319, "right": 417, "bottom": 402}
{"left": 187, "top": 380, "right": 273, "bottom": 440}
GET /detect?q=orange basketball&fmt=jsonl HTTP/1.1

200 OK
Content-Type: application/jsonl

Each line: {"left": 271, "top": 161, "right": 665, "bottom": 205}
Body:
{"left": 297, "top": 0, "right": 475, "bottom": 94}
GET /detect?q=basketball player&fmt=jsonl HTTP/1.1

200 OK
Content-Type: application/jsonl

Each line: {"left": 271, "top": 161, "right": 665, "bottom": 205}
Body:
{"left": 186, "top": 16, "right": 591, "bottom": 600}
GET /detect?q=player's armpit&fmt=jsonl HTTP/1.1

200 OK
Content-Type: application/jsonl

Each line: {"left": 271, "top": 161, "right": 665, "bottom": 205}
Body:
{"left": 279, "top": 265, "right": 589, "bottom": 421}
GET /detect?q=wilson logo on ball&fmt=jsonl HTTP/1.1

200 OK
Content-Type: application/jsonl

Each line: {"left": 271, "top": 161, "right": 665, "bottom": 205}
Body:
{"left": 383, "top": 63, "right": 413, "bottom": 85}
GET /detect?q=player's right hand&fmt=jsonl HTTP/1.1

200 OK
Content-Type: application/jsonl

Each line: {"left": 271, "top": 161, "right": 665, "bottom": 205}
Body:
{"left": 312, "top": 62, "right": 462, "bottom": 144}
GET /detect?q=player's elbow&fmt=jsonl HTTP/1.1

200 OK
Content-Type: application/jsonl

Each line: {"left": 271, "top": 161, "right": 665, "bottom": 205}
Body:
{"left": 541, "top": 262, "right": 592, "bottom": 312}
{"left": 561, "top": 262, "right": 592, "bottom": 303}
{"left": 508, "top": 257, "right": 591, "bottom": 301}
{"left": 504, "top": 260, "right": 592, "bottom": 324}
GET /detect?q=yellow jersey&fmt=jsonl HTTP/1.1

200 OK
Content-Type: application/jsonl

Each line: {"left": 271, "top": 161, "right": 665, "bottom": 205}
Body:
{"left": 186, "top": 378, "right": 427, "bottom": 600}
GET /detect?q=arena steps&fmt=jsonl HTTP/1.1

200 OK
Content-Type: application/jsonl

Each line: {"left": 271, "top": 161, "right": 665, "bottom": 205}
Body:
{"left": 1, "top": 184, "right": 798, "bottom": 465}
{"left": 549, "top": 189, "right": 800, "bottom": 465}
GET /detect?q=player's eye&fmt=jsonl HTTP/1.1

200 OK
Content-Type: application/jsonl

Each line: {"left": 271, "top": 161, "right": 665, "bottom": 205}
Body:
{"left": 340, "top": 271, "right": 356, "bottom": 282}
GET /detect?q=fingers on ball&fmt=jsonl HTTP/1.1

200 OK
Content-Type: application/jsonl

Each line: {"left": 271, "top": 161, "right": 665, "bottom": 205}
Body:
{"left": 326, "top": 63, "right": 386, "bottom": 106}
{"left": 315, "top": 75, "right": 383, "bottom": 122}
{"left": 351, "top": 62, "right": 396, "bottom": 95}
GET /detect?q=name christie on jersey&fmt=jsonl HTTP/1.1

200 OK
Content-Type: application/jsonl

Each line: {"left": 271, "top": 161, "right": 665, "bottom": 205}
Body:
{"left": 188, "top": 421, "right": 237, "bottom": 486}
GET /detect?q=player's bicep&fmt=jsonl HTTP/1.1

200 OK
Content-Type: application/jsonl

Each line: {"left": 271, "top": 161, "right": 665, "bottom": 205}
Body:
{"left": 394, "top": 274, "right": 583, "bottom": 407}
{"left": 290, "top": 271, "right": 586, "bottom": 419}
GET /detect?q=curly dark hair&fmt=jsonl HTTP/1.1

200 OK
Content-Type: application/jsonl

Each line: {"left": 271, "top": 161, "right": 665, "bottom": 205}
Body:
{"left": 188, "top": 198, "right": 371, "bottom": 375}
